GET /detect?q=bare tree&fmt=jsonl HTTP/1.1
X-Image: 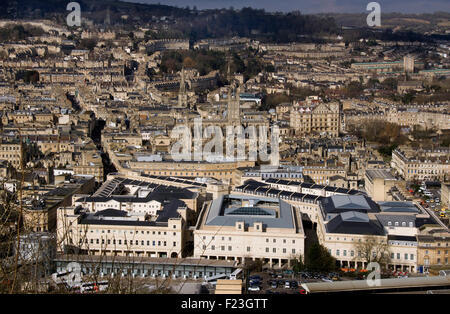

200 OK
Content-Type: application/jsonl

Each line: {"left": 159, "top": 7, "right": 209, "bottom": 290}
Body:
{"left": 353, "top": 235, "right": 391, "bottom": 269}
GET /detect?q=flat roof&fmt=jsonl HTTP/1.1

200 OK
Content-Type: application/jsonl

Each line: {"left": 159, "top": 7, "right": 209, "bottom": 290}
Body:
{"left": 204, "top": 194, "right": 296, "bottom": 229}
{"left": 54, "top": 254, "right": 237, "bottom": 268}
{"left": 366, "top": 169, "right": 397, "bottom": 181}
{"left": 301, "top": 276, "right": 450, "bottom": 293}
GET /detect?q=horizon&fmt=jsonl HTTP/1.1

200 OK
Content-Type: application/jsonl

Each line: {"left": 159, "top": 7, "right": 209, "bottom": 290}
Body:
{"left": 123, "top": 0, "right": 450, "bottom": 14}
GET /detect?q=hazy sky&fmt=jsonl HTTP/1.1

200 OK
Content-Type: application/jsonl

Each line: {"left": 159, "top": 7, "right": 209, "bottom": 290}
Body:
{"left": 124, "top": 0, "right": 450, "bottom": 14}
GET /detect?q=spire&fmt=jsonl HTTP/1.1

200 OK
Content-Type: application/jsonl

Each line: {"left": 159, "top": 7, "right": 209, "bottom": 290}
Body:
{"left": 105, "top": 6, "right": 111, "bottom": 26}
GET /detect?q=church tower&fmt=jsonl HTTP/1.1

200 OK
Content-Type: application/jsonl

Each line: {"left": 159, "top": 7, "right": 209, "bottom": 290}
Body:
{"left": 228, "top": 85, "right": 241, "bottom": 125}
{"left": 178, "top": 67, "right": 188, "bottom": 108}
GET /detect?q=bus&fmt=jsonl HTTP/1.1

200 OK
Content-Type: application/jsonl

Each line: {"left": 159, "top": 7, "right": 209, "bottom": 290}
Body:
{"left": 80, "top": 281, "right": 109, "bottom": 293}
{"left": 229, "top": 268, "right": 242, "bottom": 280}
{"left": 204, "top": 274, "right": 228, "bottom": 283}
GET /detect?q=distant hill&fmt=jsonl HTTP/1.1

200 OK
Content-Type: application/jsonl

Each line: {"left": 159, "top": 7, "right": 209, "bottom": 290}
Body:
{"left": 0, "top": 0, "right": 188, "bottom": 19}
{"left": 322, "top": 12, "right": 450, "bottom": 33}
{"left": 0, "top": 0, "right": 447, "bottom": 43}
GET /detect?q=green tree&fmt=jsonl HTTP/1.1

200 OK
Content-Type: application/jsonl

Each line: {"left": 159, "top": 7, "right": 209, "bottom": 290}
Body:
{"left": 291, "top": 254, "right": 305, "bottom": 273}
{"left": 306, "top": 243, "right": 337, "bottom": 273}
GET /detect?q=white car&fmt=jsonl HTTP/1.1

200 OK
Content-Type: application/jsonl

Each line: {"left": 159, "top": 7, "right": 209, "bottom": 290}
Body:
{"left": 248, "top": 285, "right": 260, "bottom": 291}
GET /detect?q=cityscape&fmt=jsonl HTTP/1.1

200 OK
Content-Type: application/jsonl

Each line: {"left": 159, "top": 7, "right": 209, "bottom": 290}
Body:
{"left": 0, "top": 0, "right": 449, "bottom": 298}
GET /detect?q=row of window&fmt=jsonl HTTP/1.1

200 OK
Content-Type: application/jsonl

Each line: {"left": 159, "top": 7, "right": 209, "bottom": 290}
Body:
{"left": 84, "top": 238, "right": 177, "bottom": 247}
{"left": 424, "top": 250, "right": 449, "bottom": 255}
{"left": 88, "top": 229, "right": 176, "bottom": 235}
{"left": 387, "top": 221, "right": 414, "bottom": 227}
{"left": 265, "top": 238, "right": 296, "bottom": 244}
{"left": 202, "top": 245, "right": 296, "bottom": 255}
{"left": 391, "top": 253, "right": 415, "bottom": 261}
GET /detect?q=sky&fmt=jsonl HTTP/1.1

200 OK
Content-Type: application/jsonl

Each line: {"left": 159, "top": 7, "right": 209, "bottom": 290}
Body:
{"left": 124, "top": 0, "right": 450, "bottom": 14}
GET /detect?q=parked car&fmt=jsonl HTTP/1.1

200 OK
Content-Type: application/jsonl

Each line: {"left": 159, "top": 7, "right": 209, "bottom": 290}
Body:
{"left": 270, "top": 281, "right": 278, "bottom": 289}
{"left": 249, "top": 279, "right": 260, "bottom": 286}
{"left": 290, "top": 281, "right": 298, "bottom": 288}
{"left": 284, "top": 281, "right": 291, "bottom": 289}
{"left": 248, "top": 285, "right": 260, "bottom": 291}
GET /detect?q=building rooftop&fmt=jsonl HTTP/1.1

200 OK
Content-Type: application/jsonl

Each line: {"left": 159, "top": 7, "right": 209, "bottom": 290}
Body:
{"left": 204, "top": 194, "right": 297, "bottom": 230}
{"left": 366, "top": 169, "right": 397, "bottom": 181}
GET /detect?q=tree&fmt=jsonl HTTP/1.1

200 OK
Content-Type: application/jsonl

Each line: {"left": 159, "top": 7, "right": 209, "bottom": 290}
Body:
{"left": 353, "top": 235, "right": 391, "bottom": 269}
{"left": 291, "top": 254, "right": 305, "bottom": 273}
{"left": 305, "top": 243, "right": 337, "bottom": 273}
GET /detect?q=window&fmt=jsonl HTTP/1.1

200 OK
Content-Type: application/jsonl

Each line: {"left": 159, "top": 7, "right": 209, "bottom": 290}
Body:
{"left": 283, "top": 248, "right": 286, "bottom": 253}
{"left": 273, "top": 248, "right": 276, "bottom": 253}
{"left": 336, "top": 250, "right": 340, "bottom": 256}
{"left": 292, "top": 249, "right": 296, "bottom": 254}
{"left": 247, "top": 247, "right": 250, "bottom": 252}
{"left": 410, "top": 254, "right": 414, "bottom": 260}
{"left": 266, "top": 248, "right": 269, "bottom": 253}
{"left": 397, "top": 253, "right": 400, "bottom": 259}
{"left": 405, "top": 253, "right": 408, "bottom": 260}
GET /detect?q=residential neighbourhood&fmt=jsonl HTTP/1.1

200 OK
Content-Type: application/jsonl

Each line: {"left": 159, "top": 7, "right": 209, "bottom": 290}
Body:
{"left": 0, "top": 0, "right": 449, "bottom": 296}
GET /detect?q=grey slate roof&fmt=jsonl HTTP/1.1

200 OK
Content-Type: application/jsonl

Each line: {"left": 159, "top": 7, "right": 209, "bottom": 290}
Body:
{"left": 204, "top": 195, "right": 295, "bottom": 229}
